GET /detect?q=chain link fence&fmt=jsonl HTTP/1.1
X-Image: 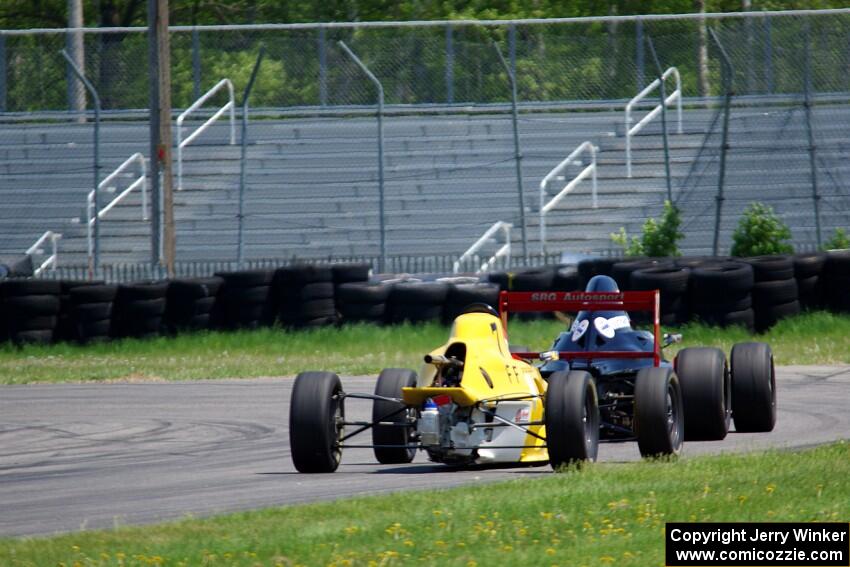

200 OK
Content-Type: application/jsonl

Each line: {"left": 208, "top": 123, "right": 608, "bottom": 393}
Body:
{"left": 2, "top": 9, "right": 850, "bottom": 269}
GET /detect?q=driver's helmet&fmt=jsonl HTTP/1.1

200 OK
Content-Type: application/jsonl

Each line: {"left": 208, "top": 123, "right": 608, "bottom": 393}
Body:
{"left": 569, "top": 275, "right": 631, "bottom": 342}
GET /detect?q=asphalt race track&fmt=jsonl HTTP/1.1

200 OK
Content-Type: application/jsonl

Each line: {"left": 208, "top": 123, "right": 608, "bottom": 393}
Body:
{"left": 1, "top": 366, "right": 849, "bottom": 538}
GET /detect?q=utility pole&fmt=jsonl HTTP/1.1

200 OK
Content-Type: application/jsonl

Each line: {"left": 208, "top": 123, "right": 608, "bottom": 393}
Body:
{"left": 147, "top": 0, "right": 175, "bottom": 275}
{"left": 67, "top": 0, "right": 86, "bottom": 121}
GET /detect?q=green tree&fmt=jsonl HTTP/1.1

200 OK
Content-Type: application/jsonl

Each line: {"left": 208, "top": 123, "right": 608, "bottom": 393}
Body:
{"left": 611, "top": 200, "right": 684, "bottom": 257}
{"left": 730, "top": 202, "right": 794, "bottom": 256}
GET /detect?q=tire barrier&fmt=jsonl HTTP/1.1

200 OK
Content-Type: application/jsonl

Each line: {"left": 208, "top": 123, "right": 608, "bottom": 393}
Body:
{"left": 631, "top": 266, "right": 691, "bottom": 325}
{"left": 823, "top": 250, "right": 850, "bottom": 313}
{"left": 612, "top": 258, "right": 675, "bottom": 291}
{"left": 214, "top": 270, "right": 275, "bottom": 330}
{"left": 3, "top": 253, "right": 850, "bottom": 346}
{"left": 165, "top": 277, "right": 224, "bottom": 333}
{"left": 387, "top": 281, "right": 449, "bottom": 324}
{"left": 110, "top": 282, "right": 169, "bottom": 339}
{"left": 0, "top": 279, "right": 61, "bottom": 344}
{"left": 552, "top": 265, "right": 581, "bottom": 291}
{"left": 69, "top": 284, "right": 117, "bottom": 343}
{"left": 336, "top": 281, "right": 393, "bottom": 324}
{"left": 743, "top": 255, "right": 800, "bottom": 332}
{"left": 442, "top": 282, "right": 500, "bottom": 323}
{"left": 689, "top": 261, "right": 755, "bottom": 329}
{"left": 577, "top": 257, "right": 618, "bottom": 289}
{"left": 273, "top": 265, "right": 337, "bottom": 328}
{"left": 58, "top": 280, "right": 104, "bottom": 342}
{"left": 331, "top": 262, "right": 371, "bottom": 316}
{"left": 792, "top": 252, "right": 826, "bottom": 310}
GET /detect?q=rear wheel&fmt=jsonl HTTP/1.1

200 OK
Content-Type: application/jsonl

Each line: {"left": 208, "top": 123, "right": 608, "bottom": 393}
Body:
{"left": 289, "top": 371, "right": 344, "bottom": 473}
{"left": 676, "top": 347, "right": 731, "bottom": 440}
{"left": 635, "top": 367, "right": 684, "bottom": 458}
{"left": 372, "top": 368, "right": 418, "bottom": 464}
{"left": 545, "top": 370, "right": 599, "bottom": 468}
{"left": 731, "top": 342, "right": 777, "bottom": 432}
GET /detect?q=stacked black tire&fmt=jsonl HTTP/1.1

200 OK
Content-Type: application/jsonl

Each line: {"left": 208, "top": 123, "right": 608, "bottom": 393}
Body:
{"left": 165, "top": 277, "right": 223, "bottom": 333}
{"left": 386, "top": 282, "right": 449, "bottom": 324}
{"left": 630, "top": 266, "right": 691, "bottom": 325}
{"left": 442, "top": 282, "right": 500, "bottom": 323}
{"left": 111, "top": 282, "right": 169, "bottom": 339}
{"left": 57, "top": 281, "right": 103, "bottom": 342}
{"left": 577, "top": 257, "right": 618, "bottom": 288}
{"left": 744, "top": 255, "right": 800, "bottom": 332}
{"left": 792, "top": 252, "right": 826, "bottom": 310}
{"left": 214, "top": 270, "right": 274, "bottom": 330}
{"left": 611, "top": 258, "right": 673, "bottom": 291}
{"left": 0, "top": 280, "right": 61, "bottom": 344}
{"left": 336, "top": 282, "right": 392, "bottom": 324}
{"left": 69, "top": 284, "right": 117, "bottom": 343}
{"left": 823, "top": 251, "right": 850, "bottom": 313}
{"left": 273, "top": 265, "right": 337, "bottom": 328}
{"left": 689, "top": 262, "right": 755, "bottom": 330}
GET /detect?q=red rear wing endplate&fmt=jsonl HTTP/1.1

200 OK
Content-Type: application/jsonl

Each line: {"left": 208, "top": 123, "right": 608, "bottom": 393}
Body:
{"left": 499, "top": 290, "right": 661, "bottom": 367}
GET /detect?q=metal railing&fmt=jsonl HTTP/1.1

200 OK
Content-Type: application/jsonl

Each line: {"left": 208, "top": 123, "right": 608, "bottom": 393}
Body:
{"left": 539, "top": 141, "right": 598, "bottom": 255}
{"left": 453, "top": 221, "right": 512, "bottom": 274}
{"left": 26, "top": 231, "right": 62, "bottom": 276}
{"left": 176, "top": 78, "right": 236, "bottom": 191}
{"left": 87, "top": 153, "right": 148, "bottom": 263}
{"left": 625, "top": 66, "right": 682, "bottom": 178}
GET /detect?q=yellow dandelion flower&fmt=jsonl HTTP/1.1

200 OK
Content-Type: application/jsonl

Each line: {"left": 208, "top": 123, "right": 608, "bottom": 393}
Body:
{"left": 546, "top": 548, "right": 556, "bottom": 556}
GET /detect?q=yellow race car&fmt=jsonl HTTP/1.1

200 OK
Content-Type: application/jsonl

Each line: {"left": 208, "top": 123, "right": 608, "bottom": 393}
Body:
{"left": 289, "top": 302, "right": 599, "bottom": 473}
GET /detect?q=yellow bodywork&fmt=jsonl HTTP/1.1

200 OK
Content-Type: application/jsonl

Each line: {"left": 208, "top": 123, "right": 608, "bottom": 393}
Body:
{"left": 401, "top": 311, "right": 549, "bottom": 463}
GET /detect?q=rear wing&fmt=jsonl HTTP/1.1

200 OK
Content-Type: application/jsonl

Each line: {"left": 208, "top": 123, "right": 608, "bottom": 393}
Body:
{"left": 499, "top": 290, "right": 661, "bottom": 366}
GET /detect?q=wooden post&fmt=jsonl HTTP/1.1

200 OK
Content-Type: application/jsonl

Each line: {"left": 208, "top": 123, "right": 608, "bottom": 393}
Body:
{"left": 148, "top": 0, "right": 174, "bottom": 276}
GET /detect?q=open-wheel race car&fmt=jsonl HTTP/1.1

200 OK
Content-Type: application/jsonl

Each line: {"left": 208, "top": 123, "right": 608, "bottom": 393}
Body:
{"left": 288, "top": 275, "right": 776, "bottom": 473}
{"left": 503, "top": 275, "right": 777, "bottom": 461}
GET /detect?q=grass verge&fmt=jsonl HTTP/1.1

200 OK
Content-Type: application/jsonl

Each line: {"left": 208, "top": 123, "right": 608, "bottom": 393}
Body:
{"left": 1, "top": 442, "right": 847, "bottom": 566}
{"left": 1, "top": 311, "right": 849, "bottom": 384}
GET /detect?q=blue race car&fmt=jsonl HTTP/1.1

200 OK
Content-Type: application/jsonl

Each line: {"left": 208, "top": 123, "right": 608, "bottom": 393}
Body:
{"left": 500, "top": 275, "right": 776, "bottom": 462}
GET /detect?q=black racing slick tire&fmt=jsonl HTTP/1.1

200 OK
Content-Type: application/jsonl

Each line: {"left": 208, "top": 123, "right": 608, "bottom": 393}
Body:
{"left": 289, "top": 371, "right": 344, "bottom": 473}
{"left": 635, "top": 367, "right": 684, "bottom": 458}
{"left": 545, "top": 371, "right": 599, "bottom": 468}
{"left": 676, "top": 347, "right": 731, "bottom": 441}
{"left": 731, "top": 342, "right": 777, "bottom": 433}
{"left": 372, "top": 368, "right": 418, "bottom": 464}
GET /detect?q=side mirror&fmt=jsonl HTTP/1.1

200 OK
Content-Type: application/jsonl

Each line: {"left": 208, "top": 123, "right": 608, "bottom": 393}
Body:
{"left": 540, "top": 350, "right": 560, "bottom": 362}
{"left": 662, "top": 333, "right": 683, "bottom": 348}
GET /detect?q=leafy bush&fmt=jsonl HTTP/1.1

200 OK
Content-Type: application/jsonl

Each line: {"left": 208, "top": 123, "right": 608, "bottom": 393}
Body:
{"left": 822, "top": 228, "right": 850, "bottom": 251}
{"left": 611, "top": 200, "right": 683, "bottom": 257}
{"left": 730, "top": 202, "right": 793, "bottom": 257}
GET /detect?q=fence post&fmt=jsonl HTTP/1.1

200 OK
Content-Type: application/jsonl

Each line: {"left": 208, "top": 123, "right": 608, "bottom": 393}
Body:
{"left": 803, "top": 22, "right": 822, "bottom": 249}
{"left": 61, "top": 49, "right": 101, "bottom": 277}
{"left": 645, "top": 35, "right": 673, "bottom": 204}
{"left": 338, "top": 41, "right": 387, "bottom": 272}
{"left": 192, "top": 27, "right": 201, "bottom": 100}
{"left": 237, "top": 46, "right": 265, "bottom": 269}
{"left": 709, "top": 29, "right": 733, "bottom": 257}
{"left": 0, "top": 34, "right": 6, "bottom": 112}
{"left": 445, "top": 24, "right": 454, "bottom": 104}
{"left": 635, "top": 18, "right": 645, "bottom": 90}
{"left": 492, "top": 41, "right": 528, "bottom": 262}
{"left": 319, "top": 27, "right": 328, "bottom": 107}
{"left": 763, "top": 15, "right": 774, "bottom": 94}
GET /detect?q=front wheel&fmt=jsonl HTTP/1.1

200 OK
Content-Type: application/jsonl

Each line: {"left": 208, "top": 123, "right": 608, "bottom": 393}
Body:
{"left": 731, "top": 342, "right": 777, "bottom": 432}
{"left": 289, "top": 371, "right": 344, "bottom": 473}
{"left": 372, "top": 368, "right": 419, "bottom": 464}
{"left": 635, "top": 367, "right": 684, "bottom": 458}
{"left": 545, "top": 370, "right": 599, "bottom": 468}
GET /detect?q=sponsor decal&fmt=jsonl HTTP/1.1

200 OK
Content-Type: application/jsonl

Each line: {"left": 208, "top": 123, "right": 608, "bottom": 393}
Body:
{"left": 514, "top": 407, "right": 531, "bottom": 423}
{"left": 528, "top": 292, "right": 626, "bottom": 302}
{"left": 571, "top": 319, "right": 589, "bottom": 341}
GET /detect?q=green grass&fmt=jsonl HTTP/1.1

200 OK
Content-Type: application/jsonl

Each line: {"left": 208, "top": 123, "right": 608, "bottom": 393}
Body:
{"left": 2, "top": 311, "right": 850, "bottom": 384}
{"left": 2, "top": 442, "right": 847, "bottom": 566}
